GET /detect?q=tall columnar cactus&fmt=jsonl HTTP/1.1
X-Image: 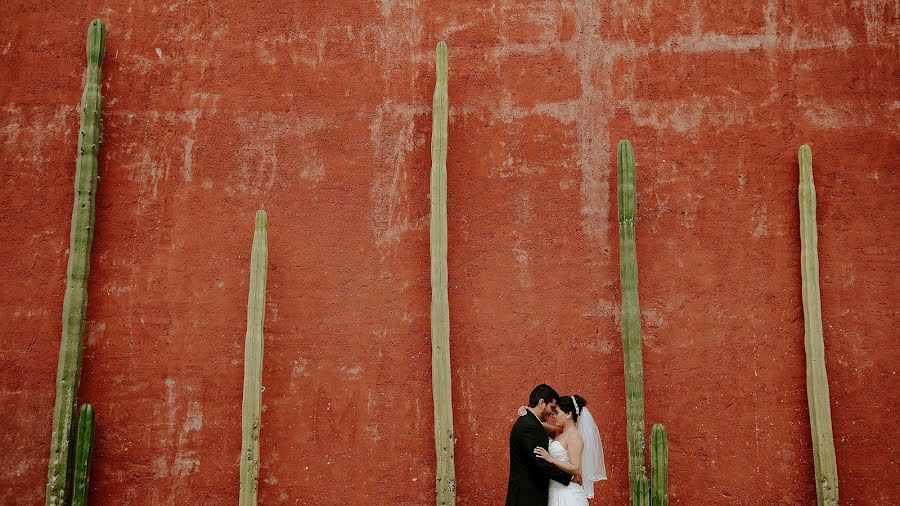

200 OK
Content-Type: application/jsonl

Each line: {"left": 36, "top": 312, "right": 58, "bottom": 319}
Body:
{"left": 71, "top": 404, "right": 95, "bottom": 506}
{"left": 617, "top": 139, "right": 646, "bottom": 499}
{"left": 616, "top": 140, "right": 667, "bottom": 505}
{"left": 651, "top": 423, "right": 669, "bottom": 506}
{"left": 430, "top": 40, "right": 456, "bottom": 506}
{"left": 46, "top": 19, "right": 106, "bottom": 506}
{"left": 798, "top": 145, "right": 839, "bottom": 506}
{"left": 240, "top": 210, "right": 268, "bottom": 506}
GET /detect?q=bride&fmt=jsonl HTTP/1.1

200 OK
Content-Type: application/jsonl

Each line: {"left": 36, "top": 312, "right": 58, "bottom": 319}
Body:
{"left": 520, "top": 395, "right": 607, "bottom": 505}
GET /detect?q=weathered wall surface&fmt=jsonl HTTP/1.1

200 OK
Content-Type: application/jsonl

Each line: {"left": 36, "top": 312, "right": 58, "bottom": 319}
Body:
{"left": 1, "top": 1, "right": 897, "bottom": 504}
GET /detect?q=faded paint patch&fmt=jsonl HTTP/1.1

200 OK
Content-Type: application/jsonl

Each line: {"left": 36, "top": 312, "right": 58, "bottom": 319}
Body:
{"left": 643, "top": 307, "right": 664, "bottom": 328}
{"left": 342, "top": 364, "right": 362, "bottom": 379}
{"left": 583, "top": 299, "right": 619, "bottom": 320}
{"left": 573, "top": 0, "right": 611, "bottom": 248}
{"left": 155, "top": 378, "right": 203, "bottom": 500}
{"left": 512, "top": 192, "right": 534, "bottom": 288}
{"left": 585, "top": 339, "right": 615, "bottom": 354}
{"left": 289, "top": 358, "right": 310, "bottom": 394}
{"left": 0, "top": 105, "right": 69, "bottom": 167}
{"left": 182, "top": 137, "right": 194, "bottom": 182}
{"left": 799, "top": 98, "right": 876, "bottom": 129}
{"left": 752, "top": 204, "right": 769, "bottom": 238}
{"left": 114, "top": 95, "right": 218, "bottom": 212}
{"left": 85, "top": 321, "right": 106, "bottom": 348}
{"left": 853, "top": 0, "right": 900, "bottom": 45}
{"left": 370, "top": 100, "right": 427, "bottom": 249}
{"left": 628, "top": 99, "right": 706, "bottom": 134}
{"left": 233, "top": 113, "right": 329, "bottom": 197}
{"left": 300, "top": 161, "right": 325, "bottom": 182}
{"left": 255, "top": 26, "right": 333, "bottom": 68}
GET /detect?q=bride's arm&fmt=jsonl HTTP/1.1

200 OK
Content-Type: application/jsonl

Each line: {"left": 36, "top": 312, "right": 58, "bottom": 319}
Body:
{"left": 534, "top": 438, "right": 584, "bottom": 476}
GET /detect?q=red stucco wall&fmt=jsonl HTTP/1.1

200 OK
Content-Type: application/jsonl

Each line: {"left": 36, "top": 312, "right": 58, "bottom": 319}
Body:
{"left": 1, "top": 1, "right": 897, "bottom": 504}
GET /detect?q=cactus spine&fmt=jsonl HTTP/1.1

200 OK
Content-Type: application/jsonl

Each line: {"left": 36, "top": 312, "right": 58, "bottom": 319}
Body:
{"left": 46, "top": 19, "right": 106, "bottom": 506}
{"left": 616, "top": 140, "right": 667, "bottom": 505}
{"left": 798, "top": 145, "right": 838, "bottom": 505}
{"left": 240, "top": 210, "right": 268, "bottom": 506}
{"left": 71, "top": 404, "right": 95, "bottom": 506}
{"left": 651, "top": 423, "right": 668, "bottom": 506}
{"left": 430, "top": 40, "right": 456, "bottom": 506}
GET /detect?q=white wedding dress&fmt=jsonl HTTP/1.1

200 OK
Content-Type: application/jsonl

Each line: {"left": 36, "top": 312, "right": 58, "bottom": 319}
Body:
{"left": 548, "top": 440, "right": 588, "bottom": 506}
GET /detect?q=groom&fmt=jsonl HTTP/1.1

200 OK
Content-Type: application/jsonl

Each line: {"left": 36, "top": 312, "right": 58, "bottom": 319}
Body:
{"left": 505, "top": 384, "right": 576, "bottom": 506}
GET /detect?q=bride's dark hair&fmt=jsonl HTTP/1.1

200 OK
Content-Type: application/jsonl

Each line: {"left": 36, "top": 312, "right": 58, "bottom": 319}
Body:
{"left": 557, "top": 395, "right": 587, "bottom": 423}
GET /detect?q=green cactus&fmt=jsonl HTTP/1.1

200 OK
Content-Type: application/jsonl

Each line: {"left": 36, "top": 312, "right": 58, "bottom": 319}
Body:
{"left": 651, "top": 424, "right": 668, "bottom": 506}
{"left": 798, "top": 145, "right": 838, "bottom": 506}
{"left": 71, "top": 404, "right": 95, "bottom": 506}
{"left": 46, "top": 19, "right": 106, "bottom": 506}
{"left": 240, "top": 210, "right": 268, "bottom": 506}
{"left": 617, "top": 139, "right": 646, "bottom": 502}
{"left": 616, "top": 140, "right": 667, "bottom": 505}
{"left": 430, "top": 40, "right": 456, "bottom": 506}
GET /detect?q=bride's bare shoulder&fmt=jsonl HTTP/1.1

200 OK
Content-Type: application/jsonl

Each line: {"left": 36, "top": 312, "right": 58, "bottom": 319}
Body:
{"left": 569, "top": 431, "right": 585, "bottom": 450}
{"left": 557, "top": 430, "right": 584, "bottom": 448}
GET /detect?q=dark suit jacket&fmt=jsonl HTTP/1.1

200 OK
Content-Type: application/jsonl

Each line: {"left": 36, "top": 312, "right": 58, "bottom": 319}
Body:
{"left": 505, "top": 411, "right": 573, "bottom": 506}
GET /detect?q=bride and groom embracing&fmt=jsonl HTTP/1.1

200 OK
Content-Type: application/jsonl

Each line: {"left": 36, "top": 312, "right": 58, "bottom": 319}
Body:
{"left": 506, "top": 384, "right": 607, "bottom": 506}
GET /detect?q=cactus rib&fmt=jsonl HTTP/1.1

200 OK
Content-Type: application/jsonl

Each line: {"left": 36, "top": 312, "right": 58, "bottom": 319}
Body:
{"left": 71, "top": 404, "right": 95, "bottom": 506}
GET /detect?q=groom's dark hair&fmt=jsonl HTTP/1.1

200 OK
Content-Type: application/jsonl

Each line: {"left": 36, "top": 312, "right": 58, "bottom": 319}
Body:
{"left": 528, "top": 383, "right": 559, "bottom": 408}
